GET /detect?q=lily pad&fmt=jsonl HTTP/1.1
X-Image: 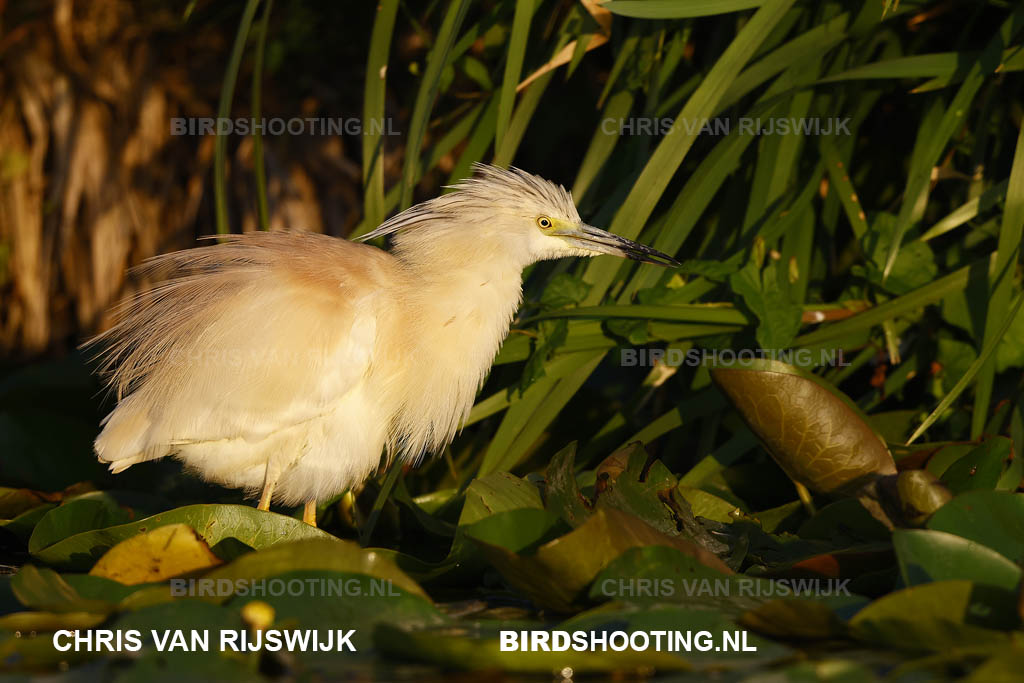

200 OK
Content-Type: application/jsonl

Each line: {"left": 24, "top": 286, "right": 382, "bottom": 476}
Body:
{"left": 895, "top": 470, "right": 953, "bottom": 526}
{"left": 28, "top": 492, "right": 135, "bottom": 554}
{"left": 543, "top": 442, "right": 591, "bottom": 527}
{"left": 926, "top": 491, "right": 1024, "bottom": 564}
{"left": 459, "top": 471, "right": 543, "bottom": 526}
{"left": 468, "top": 507, "right": 732, "bottom": 612}
{"left": 31, "top": 504, "right": 333, "bottom": 570}
{"left": 939, "top": 437, "right": 1013, "bottom": 494}
{"left": 90, "top": 523, "right": 223, "bottom": 585}
{"left": 850, "top": 581, "right": 1020, "bottom": 651}
{"left": 711, "top": 360, "right": 896, "bottom": 496}
{"left": 893, "top": 529, "right": 1023, "bottom": 590}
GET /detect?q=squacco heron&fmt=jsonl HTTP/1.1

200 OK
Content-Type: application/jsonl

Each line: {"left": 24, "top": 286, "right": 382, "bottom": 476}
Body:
{"left": 91, "top": 164, "right": 678, "bottom": 525}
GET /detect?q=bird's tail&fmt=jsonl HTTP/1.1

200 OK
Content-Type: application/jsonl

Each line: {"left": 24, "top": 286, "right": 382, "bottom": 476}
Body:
{"left": 94, "top": 394, "right": 158, "bottom": 473}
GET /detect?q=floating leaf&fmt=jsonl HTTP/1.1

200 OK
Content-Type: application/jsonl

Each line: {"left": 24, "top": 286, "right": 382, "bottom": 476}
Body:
{"left": 711, "top": 360, "right": 897, "bottom": 495}
{"left": 896, "top": 470, "right": 953, "bottom": 526}
{"left": 460, "top": 471, "right": 543, "bottom": 527}
{"left": 89, "top": 524, "right": 222, "bottom": 585}
{"left": 543, "top": 442, "right": 591, "bottom": 527}
{"left": 28, "top": 492, "right": 134, "bottom": 554}
{"left": 468, "top": 507, "right": 732, "bottom": 612}
{"left": 850, "top": 581, "right": 1020, "bottom": 651}
{"left": 893, "top": 529, "right": 1022, "bottom": 590}
{"left": 31, "top": 504, "right": 332, "bottom": 570}
{"left": 927, "top": 491, "right": 1024, "bottom": 564}
{"left": 939, "top": 436, "right": 1013, "bottom": 493}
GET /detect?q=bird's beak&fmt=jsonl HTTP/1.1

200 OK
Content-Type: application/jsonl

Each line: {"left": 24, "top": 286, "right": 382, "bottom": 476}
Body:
{"left": 554, "top": 224, "right": 680, "bottom": 267}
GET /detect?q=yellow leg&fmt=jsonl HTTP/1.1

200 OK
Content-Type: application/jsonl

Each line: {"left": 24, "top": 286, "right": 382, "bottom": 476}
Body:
{"left": 257, "top": 461, "right": 280, "bottom": 511}
{"left": 303, "top": 500, "right": 317, "bottom": 526}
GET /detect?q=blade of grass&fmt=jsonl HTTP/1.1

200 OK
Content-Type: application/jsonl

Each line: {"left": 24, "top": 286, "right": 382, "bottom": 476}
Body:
{"left": 494, "top": 70, "right": 555, "bottom": 167}
{"left": 495, "top": 0, "right": 535, "bottom": 154}
{"left": 362, "top": 0, "right": 401, "bottom": 232}
{"left": 918, "top": 179, "right": 1009, "bottom": 242}
{"left": 532, "top": 303, "right": 750, "bottom": 325}
{"left": 795, "top": 254, "right": 996, "bottom": 347}
{"left": 214, "top": 0, "right": 261, "bottom": 234}
{"left": 909, "top": 290, "right": 1024, "bottom": 445}
{"left": 820, "top": 135, "right": 869, "bottom": 239}
{"left": 582, "top": 0, "right": 798, "bottom": 304}
{"left": 720, "top": 11, "right": 849, "bottom": 111}
{"left": 571, "top": 89, "right": 635, "bottom": 201}
{"left": 882, "top": 7, "right": 1024, "bottom": 280}
{"left": 400, "top": 0, "right": 472, "bottom": 209}
{"left": 250, "top": 0, "right": 274, "bottom": 231}
{"left": 971, "top": 121, "right": 1024, "bottom": 438}
{"left": 478, "top": 350, "right": 605, "bottom": 475}
{"left": 601, "top": 0, "right": 764, "bottom": 19}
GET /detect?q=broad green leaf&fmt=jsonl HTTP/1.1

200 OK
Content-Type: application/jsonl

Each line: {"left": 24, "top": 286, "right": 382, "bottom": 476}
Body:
{"left": 89, "top": 523, "right": 222, "bottom": 585}
{"left": 460, "top": 471, "right": 543, "bottom": 527}
{"left": 850, "top": 581, "right": 1020, "bottom": 651}
{"left": 28, "top": 492, "right": 135, "bottom": 555}
{"left": 927, "top": 491, "right": 1024, "bottom": 565}
{"left": 470, "top": 507, "right": 732, "bottom": 612}
{"left": 895, "top": 470, "right": 953, "bottom": 527}
{"left": 728, "top": 254, "right": 803, "bottom": 349}
{"left": 31, "top": 504, "right": 332, "bottom": 570}
{"left": 893, "top": 529, "right": 1022, "bottom": 591}
{"left": 939, "top": 437, "right": 1013, "bottom": 494}
{"left": 543, "top": 442, "right": 591, "bottom": 527}
{"left": 601, "top": 1, "right": 764, "bottom": 19}
{"left": 711, "top": 360, "right": 896, "bottom": 495}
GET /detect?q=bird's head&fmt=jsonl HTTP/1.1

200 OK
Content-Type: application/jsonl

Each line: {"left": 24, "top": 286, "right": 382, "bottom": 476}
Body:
{"left": 359, "top": 163, "right": 679, "bottom": 270}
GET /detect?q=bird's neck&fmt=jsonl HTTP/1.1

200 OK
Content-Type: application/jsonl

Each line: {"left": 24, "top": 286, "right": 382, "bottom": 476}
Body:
{"left": 386, "top": 237, "right": 526, "bottom": 459}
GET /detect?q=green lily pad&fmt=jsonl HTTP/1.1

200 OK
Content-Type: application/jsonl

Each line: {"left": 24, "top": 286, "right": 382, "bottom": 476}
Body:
{"left": 939, "top": 437, "right": 1013, "bottom": 494}
{"left": 28, "top": 492, "right": 134, "bottom": 554}
{"left": 31, "top": 504, "right": 333, "bottom": 570}
{"left": 0, "top": 487, "right": 50, "bottom": 518}
{"left": 675, "top": 486, "right": 739, "bottom": 524}
{"left": 468, "top": 507, "right": 732, "bottom": 613}
{"left": 893, "top": 529, "right": 1023, "bottom": 590}
{"left": 850, "top": 581, "right": 1020, "bottom": 651}
{"left": 459, "top": 471, "right": 543, "bottom": 526}
{"left": 710, "top": 360, "right": 896, "bottom": 496}
{"left": 927, "top": 491, "right": 1024, "bottom": 564}
{"left": 0, "top": 610, "right": 107, "bottom": 632}
{"left": 544, "top": 442, "right": 591, "bottom": 527}
{"left": 895, "top": 470, "right": 953, "bottom": 526}
{"left": 738, "top": 598, "right": 849, "bottom": 639}
{"left": 462, "top": 507, "right": 564, "bottom": 553}
{"left": 10, "top": 565, "right": 119, "bottom": 614}
{"left": 0, "top": 503, "right": 56, "bottom": 542}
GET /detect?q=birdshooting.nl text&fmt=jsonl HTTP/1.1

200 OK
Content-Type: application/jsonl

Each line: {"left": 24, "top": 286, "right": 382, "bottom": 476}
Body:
{"left": 620, "top": 347, "right": 852, "bottom": 369}
{"left": 169, "top": 117, "right": 401, "bottom": 136}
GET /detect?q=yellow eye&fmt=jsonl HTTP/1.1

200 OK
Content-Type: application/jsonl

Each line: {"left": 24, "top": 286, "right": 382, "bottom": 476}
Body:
{"left": 537, "top": 216, "right": 553, "bottom": 229}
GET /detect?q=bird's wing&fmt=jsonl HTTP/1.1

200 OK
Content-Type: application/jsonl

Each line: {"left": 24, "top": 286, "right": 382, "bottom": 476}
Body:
{"left": 92, "top": 232, "right": 402, "bottom": 465}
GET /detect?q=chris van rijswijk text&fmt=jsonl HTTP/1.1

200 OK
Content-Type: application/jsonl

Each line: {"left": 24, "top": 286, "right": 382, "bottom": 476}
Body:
{"left": 53, "top": 629, "right": 357, "bottom": 653}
